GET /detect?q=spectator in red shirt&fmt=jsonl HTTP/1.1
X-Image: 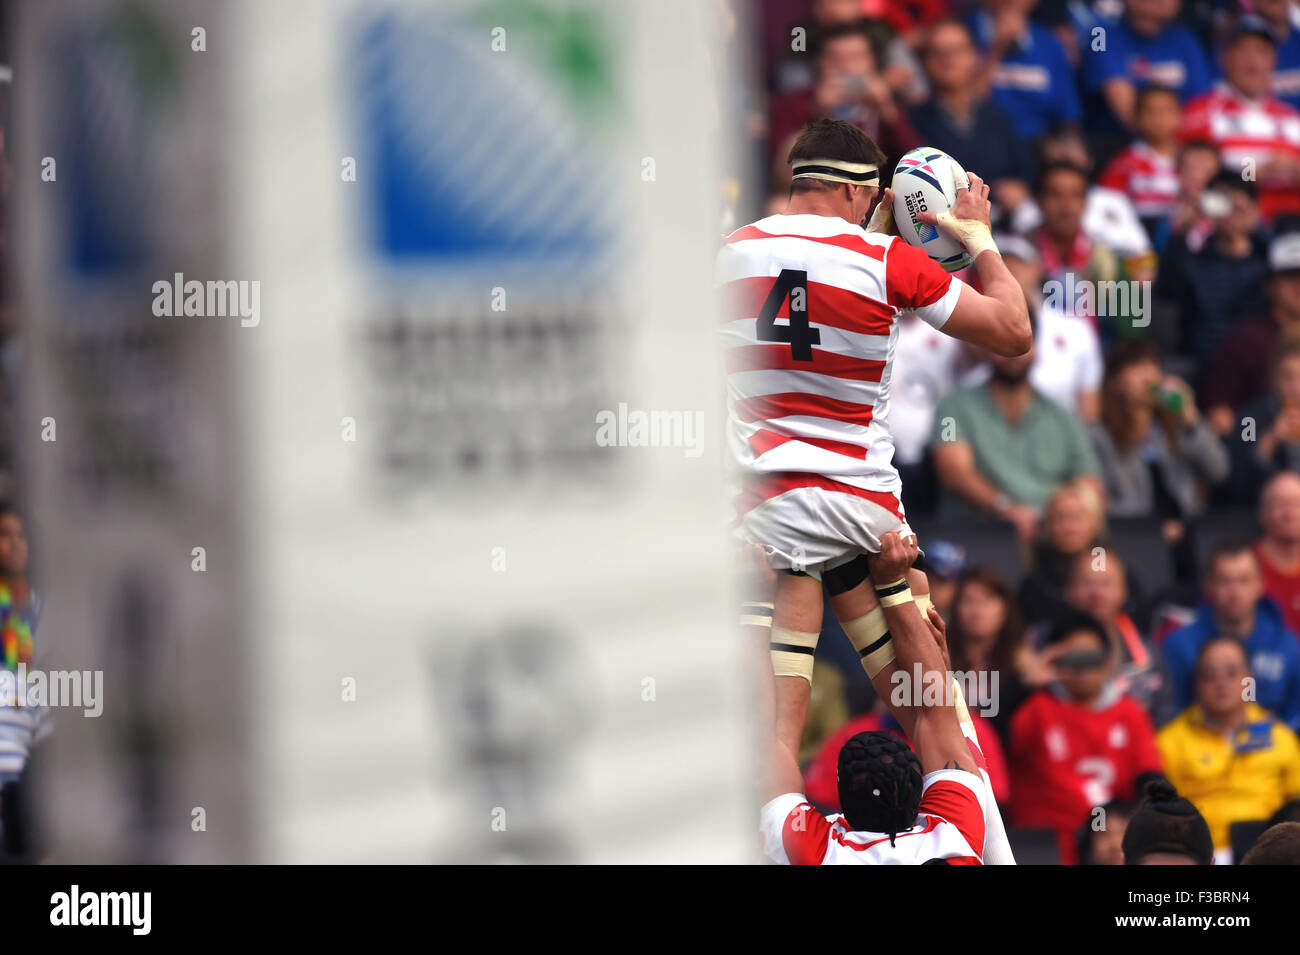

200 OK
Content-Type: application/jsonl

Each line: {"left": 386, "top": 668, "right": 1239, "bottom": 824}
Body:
{"left": 1179, "top": 17, "right": 1300, "bottom": 222}
{"left": 768, "top": 22, "right": 918, "bottom": 174}
{"left": 1256, "top": 470, "right": 1300, "bottom": 641}
{"left": 1009, "top": 610, "right": 1165, "bottom": 863}
{"left": 1097, "top": 84, "right": 1182, "bottom": 235}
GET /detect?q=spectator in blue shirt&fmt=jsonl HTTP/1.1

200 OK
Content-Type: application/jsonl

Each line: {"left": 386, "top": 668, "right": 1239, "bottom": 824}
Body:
{"left": 1161, "top": 540, "right": 1300, "bottom": 732}
{"left": 968, "top": 0, "right": 1083, "bottom": 140}
{"left": 909, "top": 19, "right": 1035, "bottom": 217}
{"left": 1083, "top": 0, "right": 1213, "bottom": 135}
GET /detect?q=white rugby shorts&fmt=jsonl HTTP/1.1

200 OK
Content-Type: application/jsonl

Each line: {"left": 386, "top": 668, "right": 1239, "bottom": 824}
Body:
{"left": 734, "top": 473, "right": 915, "bottom": 580}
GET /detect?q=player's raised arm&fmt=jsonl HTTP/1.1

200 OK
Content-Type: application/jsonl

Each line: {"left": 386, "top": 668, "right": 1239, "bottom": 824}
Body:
{"left": 865, "top": 533, "right": 978, "bottom": 777}
{"left": 917, "top": 173, "right": 1031, "bottom": 357}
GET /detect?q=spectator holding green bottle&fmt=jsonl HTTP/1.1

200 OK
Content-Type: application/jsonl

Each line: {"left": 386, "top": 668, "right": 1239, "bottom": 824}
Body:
{"left": 1089, "top": 339, "right": 1228, "bottom": 519}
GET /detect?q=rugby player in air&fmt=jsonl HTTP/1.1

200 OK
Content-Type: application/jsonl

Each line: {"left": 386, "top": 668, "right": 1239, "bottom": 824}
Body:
{"left": 718, "top": 119, "right": 1027, "bottom": 860}
{"left": 719, "top": 118, "right": 1028, "bottom": 753}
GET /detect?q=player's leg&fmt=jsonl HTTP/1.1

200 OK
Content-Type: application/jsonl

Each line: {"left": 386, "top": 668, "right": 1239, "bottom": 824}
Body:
{"left": 770, "top": 570, "right": 823, "bottom": 757}
{"left": 736, "top": 490, "right": 835, "bottom": 756}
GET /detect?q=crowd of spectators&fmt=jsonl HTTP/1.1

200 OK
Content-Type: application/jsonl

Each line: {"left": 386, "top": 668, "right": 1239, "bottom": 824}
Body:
{"left": 737, "top": 0, "right": 1300, "bottom": 863}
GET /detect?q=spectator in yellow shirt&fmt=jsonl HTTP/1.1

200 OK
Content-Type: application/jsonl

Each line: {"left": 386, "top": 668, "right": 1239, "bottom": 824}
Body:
{"left": 1158, "top": 637, "right": 1300, "bottom": 855}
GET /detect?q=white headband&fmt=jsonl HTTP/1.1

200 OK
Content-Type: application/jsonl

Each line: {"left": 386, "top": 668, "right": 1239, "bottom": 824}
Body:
{"left": 790, "top": 157, "right": 880, "bottom": 186}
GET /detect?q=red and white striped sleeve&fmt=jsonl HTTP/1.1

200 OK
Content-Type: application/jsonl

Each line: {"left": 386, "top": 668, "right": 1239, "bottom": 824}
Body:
{"left": 884, "top": 236, "right": 962, "bottom": 330}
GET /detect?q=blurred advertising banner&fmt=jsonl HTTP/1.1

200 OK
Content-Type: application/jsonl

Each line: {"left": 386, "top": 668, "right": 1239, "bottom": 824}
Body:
{"left": 13, "top": 0, "right": 249, "bottom": 863}
{"left": 15, "top": 0, "right": 751, "bottom": 862}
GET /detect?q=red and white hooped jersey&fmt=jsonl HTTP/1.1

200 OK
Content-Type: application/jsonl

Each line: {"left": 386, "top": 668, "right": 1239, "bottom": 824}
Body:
{"left": 1096, "top": 141, "right": 1180, "bottom": 219}
{"left": 760, "top": 769, "right": 987, "bottom": 865}
{"left": 1179, "top": 86, "right": 1300, "bottom": 220}
{"left": 715, "top": 214, "right": 963, "bottom": 500}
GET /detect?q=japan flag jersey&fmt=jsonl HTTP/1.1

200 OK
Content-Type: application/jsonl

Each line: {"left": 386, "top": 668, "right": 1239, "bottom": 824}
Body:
{"left": 760, "top": 769, "right": 987, "bottom": 865}
{"left": 716, "top": 214, "right": 963, "bottom": 502}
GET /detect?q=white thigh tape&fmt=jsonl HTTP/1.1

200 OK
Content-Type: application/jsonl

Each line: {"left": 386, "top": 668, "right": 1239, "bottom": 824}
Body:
{"left": 770, "top": 626, "right": 818, "bottom": 683}
{"left": 843, "top": 607, "right": 895, "bottom": 680}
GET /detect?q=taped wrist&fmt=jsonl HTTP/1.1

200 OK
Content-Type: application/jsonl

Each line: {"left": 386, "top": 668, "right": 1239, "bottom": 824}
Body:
{"left": 937, "top": 212, "right": 999, "bottom": 258}
{"left": 770, "top": 626, "right": 818, "bottom": 684}
{"left": 874, "top": 577, "right": 913, "bottom": 608}
{"left": 842, "top": 607, "right": 895, "bottom": 680}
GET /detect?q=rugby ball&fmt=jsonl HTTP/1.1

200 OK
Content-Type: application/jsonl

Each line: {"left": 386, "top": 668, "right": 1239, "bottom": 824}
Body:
{"left": 891, "top": 146, "right": 972, "bottom": 273}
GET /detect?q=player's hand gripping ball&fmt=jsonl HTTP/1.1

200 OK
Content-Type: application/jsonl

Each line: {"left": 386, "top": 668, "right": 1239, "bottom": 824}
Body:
{"left": 891, "top": 146, "right": 973, "bottom": 273}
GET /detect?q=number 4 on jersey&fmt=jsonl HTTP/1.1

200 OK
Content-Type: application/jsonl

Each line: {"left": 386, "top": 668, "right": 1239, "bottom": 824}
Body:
{"left": 757, "top": 268, "right": 820, "bottom": 361}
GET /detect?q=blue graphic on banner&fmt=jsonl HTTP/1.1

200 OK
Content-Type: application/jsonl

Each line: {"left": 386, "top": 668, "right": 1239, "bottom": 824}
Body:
{"left": 350, "top": 12, "right": 615, "bottom": 270}
{"left": 56, "top": 13, "right": 179, "bottom": 279}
